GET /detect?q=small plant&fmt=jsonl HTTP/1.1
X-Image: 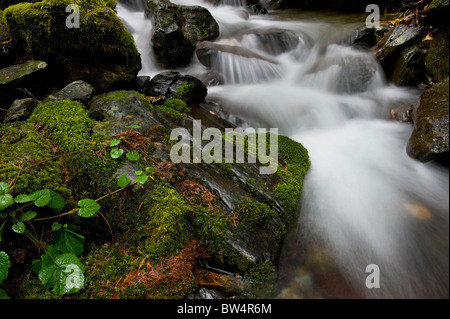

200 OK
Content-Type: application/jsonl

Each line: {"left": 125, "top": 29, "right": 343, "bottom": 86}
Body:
{"left": 0, "top": 162, "right": 151, "bottom": 296}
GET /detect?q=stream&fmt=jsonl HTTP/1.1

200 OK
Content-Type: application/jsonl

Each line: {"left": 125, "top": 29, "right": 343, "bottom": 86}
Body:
{"left": 117, "top": 0, "right": 449, "bottom": 299}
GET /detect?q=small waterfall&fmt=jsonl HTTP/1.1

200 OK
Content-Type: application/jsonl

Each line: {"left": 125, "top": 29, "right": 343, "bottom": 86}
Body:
{"left": 117, "top": 0, "right": 449, "bottom": 299}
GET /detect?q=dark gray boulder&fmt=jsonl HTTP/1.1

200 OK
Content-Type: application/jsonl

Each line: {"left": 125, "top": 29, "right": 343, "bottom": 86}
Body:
{"left": 146, "top": 0, "right": 220, "bottom": 68}
{"left": 43, "top": 81, "right": 95, "bottom": 105}
{"left": 3, "top": 98, "right": 40, "bottom": 123}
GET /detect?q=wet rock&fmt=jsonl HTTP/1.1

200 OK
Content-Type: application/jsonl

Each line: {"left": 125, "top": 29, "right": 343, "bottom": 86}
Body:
{"left": 3, "top": 98, "right": 40, "bottom": 123}
{"left": 407, "top": 77, "right": 449, "bottom": 164}
{"left": 239, "top": 28, "right": 303, "bottom": 55}
{"left": 146, "top": 0, "right": 220, "bottom": 68}
{"left": 88, "top": 90, "right": 161, "bottom": 135}
{"left": 425, "top": 27, "right": 449, "bottom": 84}
{"left": 147, "top": 71, "right": 208, "bottom": 104}
{"left": 337, "top": 56, "right": 378, "bottom": 94}
{"left": 43, "top": 81, "right": 95, "bottom": 105}
{"left": 135, "top": 75, "right": 152, "bottom": 95}
{"left": 0, "top": 60, "right": 47, "bottom": 108}
{"left": 345, "top": 27, "right": 377, "bottom": 49}
{"left": 376, "top": 25, "right": 422, "bottom": 75}
{"left": 246, "top": 4, "right": 268, "bottom": 15}
{"left": 391, "top": 45, "right": 426, "bottom": 87}
{"left": 391, "top": 104, "right": 414, "bottom": 123}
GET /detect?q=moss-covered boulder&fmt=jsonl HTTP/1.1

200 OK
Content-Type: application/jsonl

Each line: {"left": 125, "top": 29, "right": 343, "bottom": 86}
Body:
{"left": 407, "top": 77, "right": 449, "bottom": 165}
{"left": 4, "top": 0, "right": 140, "bottom": 91}
{"left": 146, "top": 0, "right": 220, "bottom": 68}
{"left": 88, "top": 90, "right": 161, "bottom": 135}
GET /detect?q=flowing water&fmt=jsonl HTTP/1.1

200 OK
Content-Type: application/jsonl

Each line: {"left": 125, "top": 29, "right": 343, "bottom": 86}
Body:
{"left": 117, "top": 0, "right": 449, "bottom": 299}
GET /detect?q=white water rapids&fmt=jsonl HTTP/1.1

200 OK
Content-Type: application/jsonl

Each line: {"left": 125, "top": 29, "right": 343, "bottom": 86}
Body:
{"left": 117, "top": 0, "right": 449, "bottom": 298}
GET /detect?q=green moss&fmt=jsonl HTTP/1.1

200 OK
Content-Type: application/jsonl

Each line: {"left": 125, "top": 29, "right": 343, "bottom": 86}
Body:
{"left": 0, "top": 122, "right": 71, "bottom": 198}
{"left": 237, "top": 199, "right": 281, "bottom": 228}
{"left": 163, "top": 98, "right": 190, "bottom": 113}
{"left": 173, "top": 81, "right": 195, "bottom": 101}
{"left": 28, "top": 99, "right": 120, "bottom": 200}
{"left": 245, "top": 260, "right": 276, "bottom": 282}
{"left": 188, "top": 206, "right": 236, "bottom": 264}
{"left": 274, "top": 135, "right": 310, "bottom": 225}
{"left": 140, "top": 185, "right": 191, "bottom": 259}
{"left": 15, "top": 277, "right": 56, "bottom": 299}
{"left": 156, "top": 104, "right": 184, "bottom": 120}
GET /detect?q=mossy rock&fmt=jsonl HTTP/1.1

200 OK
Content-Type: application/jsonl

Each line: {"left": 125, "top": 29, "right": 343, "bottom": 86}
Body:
{"left": 28, "top": 99, "right": 121, "bottom": 200}
{"left": 0, "top": 121, "right": 71, "bottom": 198}
{"left": 88, "top": 90, "right": 160, "bottom": 135}
{"left": 4, "top": 0, "right": 140, "bottom": 90}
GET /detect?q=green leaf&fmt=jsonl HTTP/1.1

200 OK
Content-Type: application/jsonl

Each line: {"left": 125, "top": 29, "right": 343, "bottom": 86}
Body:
{"left": 0, "top": 183, "right": 9, "bottom": 196}
{"left": 110, "top": 138, "right": 121, "bottom": 147}
{"left": 136, "top": 175, "right": 148, "bottom": 185}
{"left": 29, "top": 189, "right": 51, "bottom": 207}
{"left": 52, "top": 222, "right": 62, "bottom": 232}
{"left": 0, "top": 194, "right": 13, "bottom": 211}
{"left": 77, "top": 199, "right": 100, "bottom": 218}
{"left": 54, "top": 225, "right": 85, "bottom": 256}
{"left": 135, "top": 170, "right": 144, "bottom": 176}
{"left": 18, "top": 211, "right": 37, "bottom": 222}
{"left": 110, "top": 147, "right": 124, "bottom": 159}
{"left": 126, "top": 125, "right": 141, "bottom": 129}
{"left": 14, "top": 194, "right": 31, "bottom": 204}
{"left": 12, "top": 221, "right": 25, "bottom": 234}
{"left": 126, "top": 151, "right": 140, "bottom": 162}
{"left": 0, "top": 251, "right": 10, "bottom": 285}
{"left": 117, "top": 173, "right": 131, "bottom": 188}
{"left": 38, "top": 253, "right": 85, "bottom": 295}
{"left": 48, "top": 190, "right": 66, "bottom": 212}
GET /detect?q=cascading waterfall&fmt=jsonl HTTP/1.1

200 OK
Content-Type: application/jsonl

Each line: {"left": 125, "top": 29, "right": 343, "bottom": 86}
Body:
{"left": 117, "top": 0, "right": 449, "bottom": 298}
